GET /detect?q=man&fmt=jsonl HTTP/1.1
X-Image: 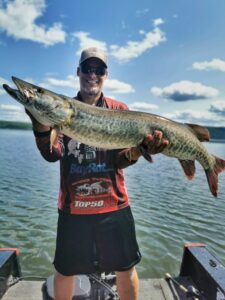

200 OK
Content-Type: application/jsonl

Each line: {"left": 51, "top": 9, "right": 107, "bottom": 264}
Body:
{"left": 27, "top": 47, "right": 169, "bottom": 300}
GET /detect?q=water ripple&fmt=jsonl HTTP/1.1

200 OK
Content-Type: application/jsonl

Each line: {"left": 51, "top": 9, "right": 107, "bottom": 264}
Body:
{"left": 1, "top": 130, "right": 225, "bottom": 278}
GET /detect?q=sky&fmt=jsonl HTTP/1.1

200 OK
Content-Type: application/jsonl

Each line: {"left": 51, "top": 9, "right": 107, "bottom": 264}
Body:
{"left": 0, "top": 0, "right": 225, "bottom": 126}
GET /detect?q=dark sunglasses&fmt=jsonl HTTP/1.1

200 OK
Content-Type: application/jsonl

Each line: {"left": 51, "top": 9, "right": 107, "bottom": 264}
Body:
{"left": 80, "top": 65, "right": 107, "bottom": 76}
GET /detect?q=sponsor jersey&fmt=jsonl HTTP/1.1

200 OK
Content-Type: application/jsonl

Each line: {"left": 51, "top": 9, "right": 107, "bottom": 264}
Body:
{"left": 35, "top": 93, "right": 135, "bottom": 215}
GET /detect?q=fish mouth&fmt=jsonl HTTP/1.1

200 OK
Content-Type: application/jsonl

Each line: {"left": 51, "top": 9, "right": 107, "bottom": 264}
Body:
{"left": 12, "top": 76, "right": 33, "bottom": 93}
{"left": 2, "top": 77, "right": 34, "bottom": 104}
{"left": 2, "top": 76, "right": 33, "bottom": 100}
{"left": 2, "top": 84, "right": 16, "bottom": 97}
{"left": 2, "top": 84, "right": 28, "bottom": 105}
{"left": 12, "top": 76, "right": 24, "bottom": 91}
{"left": 12, "top": 76, "right": 40, "bottom": 101}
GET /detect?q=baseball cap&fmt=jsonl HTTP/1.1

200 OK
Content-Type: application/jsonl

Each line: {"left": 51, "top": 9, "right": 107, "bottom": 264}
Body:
{"left": 79, "top": 47, "right": 107, "bottom": 67}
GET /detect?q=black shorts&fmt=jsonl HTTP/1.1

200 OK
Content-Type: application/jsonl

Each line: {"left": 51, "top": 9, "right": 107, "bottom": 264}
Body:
{"left": 53, "top": 206, "right": 141, "bottom": 276}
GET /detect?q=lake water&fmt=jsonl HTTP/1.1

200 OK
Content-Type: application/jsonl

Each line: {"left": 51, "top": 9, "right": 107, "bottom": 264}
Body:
{"left": 0, "top": 129, "right": 225, "bottom": 279}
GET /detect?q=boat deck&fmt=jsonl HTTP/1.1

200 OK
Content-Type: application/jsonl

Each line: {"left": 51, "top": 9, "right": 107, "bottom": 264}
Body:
{"left": 2, "top": 277, "right": 192, "bottom": 300}
{"left": 3, "top": 245, "right": 225, "bottom": 299}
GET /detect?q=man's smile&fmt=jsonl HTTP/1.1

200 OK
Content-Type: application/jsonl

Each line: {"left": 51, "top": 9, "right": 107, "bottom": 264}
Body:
{"left": 86, "top": 79, "right": 99, "bottom": 85}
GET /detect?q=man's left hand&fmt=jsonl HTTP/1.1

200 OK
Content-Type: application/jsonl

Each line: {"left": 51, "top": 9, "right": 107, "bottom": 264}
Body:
{"left": 137, "top": 130, "right": 169, "bottom": 162}
{"left": 141, "top": 130, "right": 169, "bottom": 155}
{"left": 125, "top": 130, "right": 169, "bottom": 162}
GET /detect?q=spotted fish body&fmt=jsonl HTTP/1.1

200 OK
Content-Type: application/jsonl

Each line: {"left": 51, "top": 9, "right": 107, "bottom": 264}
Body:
{"left": 3, "top": 77, "right": 225, "bottom": 197}
{"left": 66, "top": 104, "right": 214, "bottom": 170}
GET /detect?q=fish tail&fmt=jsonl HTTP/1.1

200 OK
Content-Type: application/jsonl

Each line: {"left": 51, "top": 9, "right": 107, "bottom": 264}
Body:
{"left": 205, "top": 156, "right": 225, "bottom": 197}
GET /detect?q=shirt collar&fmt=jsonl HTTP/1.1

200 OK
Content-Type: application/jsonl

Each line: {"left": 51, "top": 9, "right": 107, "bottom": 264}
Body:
{"left": 75, "top": 92, "right": 105, "bottom": 107}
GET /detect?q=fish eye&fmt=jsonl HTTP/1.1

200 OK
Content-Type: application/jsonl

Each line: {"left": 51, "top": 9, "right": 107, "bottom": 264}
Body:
{"left": 36, "top": 88, "right": 42, "bottom": 93}
{"left": 33, "top": 88, "right": 42, "bottom": 94}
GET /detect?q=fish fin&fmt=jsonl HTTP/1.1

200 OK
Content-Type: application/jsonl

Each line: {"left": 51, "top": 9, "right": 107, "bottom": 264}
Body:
{"left": 205, "top": 156, "right": 225, "bottom": 197}
{"left": 185, "top": 123, "right": 210, "bottom": 142}
{"left": 179, "top": 159, "right": 196, "bottom": 180}
{"left": 50, "top": 128, "right": 59, "bottom": 153}
{"left": 138, "top": 144, "right": 153, "bottom": 163}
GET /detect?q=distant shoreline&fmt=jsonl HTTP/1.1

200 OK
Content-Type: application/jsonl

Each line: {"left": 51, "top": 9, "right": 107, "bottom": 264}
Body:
{"left": 207, "top": 126, "right": 225, "bottom": 141}
{"left": 0, "top": 120, "right": 225, "bottom": 141}
{"left": 0, "top": 120, "right": 32, "bottom": 130}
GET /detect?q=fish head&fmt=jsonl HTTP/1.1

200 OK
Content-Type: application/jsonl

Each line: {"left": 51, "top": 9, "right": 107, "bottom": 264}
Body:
{"left": 4, "top": 77, "right": 74, "bottom": 127}
{"left": 2, "top": 83, "right": 27, "bottom": 105}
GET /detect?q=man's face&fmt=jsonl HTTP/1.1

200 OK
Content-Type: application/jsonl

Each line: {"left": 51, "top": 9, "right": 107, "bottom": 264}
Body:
{"left": 77, "top": 58, "right": 108, "bottom": 97}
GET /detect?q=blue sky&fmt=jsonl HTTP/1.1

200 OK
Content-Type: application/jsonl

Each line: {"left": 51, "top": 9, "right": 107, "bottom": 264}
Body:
{"left": 0, "top": 0, "right": 225, "bottom": 126}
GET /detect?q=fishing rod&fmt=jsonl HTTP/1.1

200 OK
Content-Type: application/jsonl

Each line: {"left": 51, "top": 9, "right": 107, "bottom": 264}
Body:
{"left": 165, "top": 273, "right": 201, "bottom": 300}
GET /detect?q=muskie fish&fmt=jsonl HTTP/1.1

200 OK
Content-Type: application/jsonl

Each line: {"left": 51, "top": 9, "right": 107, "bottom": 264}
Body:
{"left": 3, "top": 76, "right": 225, "bottom": 197}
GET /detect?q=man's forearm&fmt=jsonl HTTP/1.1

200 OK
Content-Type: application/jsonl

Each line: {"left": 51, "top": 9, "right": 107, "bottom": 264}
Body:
{"left": 115, "top": 147, "right": 141, "bottom": 169}
{"left": 124, "top": 147, "right": 142, "bottom": 161}
{"left": 31, "top": 119, "right": 50, "bottom": 133}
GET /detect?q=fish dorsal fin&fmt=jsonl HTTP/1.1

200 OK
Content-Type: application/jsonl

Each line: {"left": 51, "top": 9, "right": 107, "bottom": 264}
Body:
{"left": 185, "top": 123, "right": 210, "bottom": 142}
{"left": 179, "top": 159, "right": 196, "bottom": 180}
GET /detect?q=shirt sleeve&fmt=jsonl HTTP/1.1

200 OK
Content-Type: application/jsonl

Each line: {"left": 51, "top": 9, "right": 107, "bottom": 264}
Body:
{"left": 114, "top": 148, "right": 138, "bottom": 169}
{"left": 34, "top": 129, "right": 65, "bottom": 162}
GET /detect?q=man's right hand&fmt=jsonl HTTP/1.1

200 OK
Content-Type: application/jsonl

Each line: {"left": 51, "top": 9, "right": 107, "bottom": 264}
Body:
{"left": 25, "top": 109, "right": 50, "bottom": 132}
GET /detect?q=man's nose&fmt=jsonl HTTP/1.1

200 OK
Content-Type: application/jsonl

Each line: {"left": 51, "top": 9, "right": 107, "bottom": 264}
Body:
{"left": 88, "top": 71, "right": 97, "bottom": 78}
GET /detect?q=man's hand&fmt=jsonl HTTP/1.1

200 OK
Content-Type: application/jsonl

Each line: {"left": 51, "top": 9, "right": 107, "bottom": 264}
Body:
{"left": 141, "top": 130, "right": 169, "bottom": 154}
{"left": 25, "top": 109, "right": 50, "bottom": 132}
{"left": 138, "top": 130, "right": 169, "bottom": 162}
{"left": 126, "top": 130, "right": 169, "bottom": 162}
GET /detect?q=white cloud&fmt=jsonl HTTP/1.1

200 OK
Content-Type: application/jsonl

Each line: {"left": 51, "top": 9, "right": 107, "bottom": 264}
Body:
{"left": 0, "top": 103, "right": 21, "bottom": 111}
{"left": 73, "top": 32, "right": 107, "bottom": 56}
{"left": 109, "top": 22, "right": 166, "bottom": 62}
{"left": 104, "top": 79, "right": 135, "bottom": 94}
{"left": 153, "top": 18, "right": 164, "bottom": 27}
{"left": 164, "top": 109, "right": 224, "bottom": 126}
{"left": 129, "top": 102, "right": 158, "bottom": 111}
{"left": 0, "top": 103, "right": 28, "bottom": 122}
{"left": 151, "top": 80, "right": 219, "bottom": 101}
{"left": 0, "top": 0, "right": 66, "bottom": 46}
{"left": 192, "top": 58, "right": 225, "bottom": 72}
{"left": 44, "top": 75, "right": 79, "bottom": 89}
{"left": 209, "top": 101, "right": 225, "bottom": 116}
{"left": 73, "top": 19, "right": 166, "bottom": 63}
{"left": 43, "top": 75, "right": 134, "bottom": 95}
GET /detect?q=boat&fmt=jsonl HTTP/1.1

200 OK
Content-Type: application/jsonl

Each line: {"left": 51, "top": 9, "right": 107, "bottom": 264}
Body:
{"left": 0, "top": 243, "right": 225, "bottom": 299}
